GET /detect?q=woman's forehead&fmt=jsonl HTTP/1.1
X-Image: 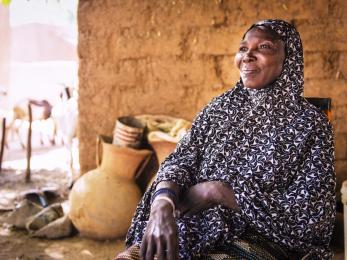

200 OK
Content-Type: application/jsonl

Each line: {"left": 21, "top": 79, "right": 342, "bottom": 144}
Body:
{"left": 243, "top": 26, "right": 284, "bottom": 42}
{"left": 241, "top": 28, "right": 285, "bottom": 48}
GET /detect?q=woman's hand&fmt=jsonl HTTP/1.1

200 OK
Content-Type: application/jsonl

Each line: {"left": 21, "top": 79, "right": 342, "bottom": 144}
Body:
{"left": 178, "top": 181, "right": 238, "bottom": 216}
{"left": 141, "top": 199, "right": 178, "bottom": 260}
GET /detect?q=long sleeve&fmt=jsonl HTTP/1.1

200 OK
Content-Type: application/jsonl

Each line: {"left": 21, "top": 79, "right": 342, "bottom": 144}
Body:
{"left": 233, "top": 121, "right": 336, "bottom": 256}
{"left": 155, "top": 103, "right": 212, "bottom": 190}
{"left": 125, "top": 102, "right": 214, "bottom": 247}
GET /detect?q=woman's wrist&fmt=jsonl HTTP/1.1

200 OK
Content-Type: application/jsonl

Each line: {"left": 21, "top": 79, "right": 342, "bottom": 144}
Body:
{"left": 151, "top": 188, "right": 178, "bottom": 208}
{"left": 151, "top": 198, "right": 175, "bottom": 217}
{"left": 151, "top": 181, "right": 180, "bottom": 216}
{"left": 152, "top": 195, "right": 176, "bottom": 213}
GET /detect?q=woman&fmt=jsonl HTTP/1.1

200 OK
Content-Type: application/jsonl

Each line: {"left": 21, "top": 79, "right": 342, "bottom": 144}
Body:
{"left": 116, "top": 19, "right": 336, "bottom": 259}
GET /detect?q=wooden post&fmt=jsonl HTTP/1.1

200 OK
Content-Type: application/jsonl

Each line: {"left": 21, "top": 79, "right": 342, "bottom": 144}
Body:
{"left": 25, "top": 103, "right": 32, "bottom": 182}
{"left": 0, "top": 117, "right": 6, "bottom": 172}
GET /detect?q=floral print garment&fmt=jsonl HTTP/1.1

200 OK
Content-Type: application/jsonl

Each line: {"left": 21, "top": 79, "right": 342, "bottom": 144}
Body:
{"left": 125, "top": 20, "right": 336, "bottom": 259}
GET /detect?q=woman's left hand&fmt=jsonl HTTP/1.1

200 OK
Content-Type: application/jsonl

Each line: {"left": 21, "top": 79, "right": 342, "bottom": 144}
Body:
{"left": 177, "top": 181, "right": 238, "bottom": 217}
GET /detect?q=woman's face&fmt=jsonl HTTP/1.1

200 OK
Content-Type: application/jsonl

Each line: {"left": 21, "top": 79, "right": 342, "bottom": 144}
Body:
{"left": 235, "top": 28, "right": 285, "bottom": 89}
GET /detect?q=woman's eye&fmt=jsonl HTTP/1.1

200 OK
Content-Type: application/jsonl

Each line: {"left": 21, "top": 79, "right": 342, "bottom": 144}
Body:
{"left": 239, "top": 46, "right": 248, "bottom": 52}
{"left": 260, "top": 44, "right": 271, "bottom": 49}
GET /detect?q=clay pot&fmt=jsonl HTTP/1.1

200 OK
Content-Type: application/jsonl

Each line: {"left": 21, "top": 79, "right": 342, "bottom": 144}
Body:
{"left": 135, "top": 115, "right": 191, "bottom": 189}
{"left": 149, "top": 140, "right": 177, "bottom": 164}
{"left": 146, "top": 132, "right": 178, "bottom": 188}
{"left": 147, "top": 140, "right": 177, "bottom": 188}
{"left": 113, "top": 116, "right": 145, "bottom": 148}
{"left": 147, "top": 131, "right": 179, "bottom": 164}
{"left": 69, "top": 135, "right": 152, "bottom": 239}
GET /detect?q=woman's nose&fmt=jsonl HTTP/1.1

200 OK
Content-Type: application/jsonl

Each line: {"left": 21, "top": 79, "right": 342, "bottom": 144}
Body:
{"left": 243, "top": 50, "right": 256, "bottom": 62}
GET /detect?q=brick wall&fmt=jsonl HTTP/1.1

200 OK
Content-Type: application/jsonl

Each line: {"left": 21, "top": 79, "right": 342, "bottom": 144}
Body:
{"left": 78, "top": 0, "right": 347, "bottom": 196}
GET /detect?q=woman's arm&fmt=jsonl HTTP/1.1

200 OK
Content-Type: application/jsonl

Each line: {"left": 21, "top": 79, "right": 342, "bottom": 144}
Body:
{"left": 126, "top": 104, "right": 212, "bottom": 253}
{"left": 140, "top": 181, "right": 180, "bottom": 260}
{"left": 154, "top": 101, "right": 214, "bottom": 190}
{"left": 135, "top": 99, "right": 218, "bottom": 258}
{"left": 178, "top": 181, "right": 239, "bottom": 216}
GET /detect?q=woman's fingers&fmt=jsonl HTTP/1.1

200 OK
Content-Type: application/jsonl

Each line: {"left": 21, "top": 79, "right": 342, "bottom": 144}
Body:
{"left": 145, "top": 237, "right": 155, "bottom": 260}
{"left": 156, "top": 235, "right": 165, "bottom": 260}
{"left": 141, "top": 203, "right": 178, "bottom": 259}
{"left": 140, "top": 235, "right": 147, "bottom": 259}
{"left": 165, "top": 231, "right": 177, "bottom": 260}
{"left": 141, "top": 224, "right": 176, "bottom": 260}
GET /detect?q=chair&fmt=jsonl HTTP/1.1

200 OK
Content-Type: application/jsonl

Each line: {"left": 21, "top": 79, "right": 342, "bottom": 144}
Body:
{"left": 306, "top": 97, "right": 332, "bottom": 120}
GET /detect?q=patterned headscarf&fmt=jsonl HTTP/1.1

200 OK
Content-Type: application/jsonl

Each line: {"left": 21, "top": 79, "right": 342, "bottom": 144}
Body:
{"left": 126, "top": 20, "right": 336, "bottom": 259}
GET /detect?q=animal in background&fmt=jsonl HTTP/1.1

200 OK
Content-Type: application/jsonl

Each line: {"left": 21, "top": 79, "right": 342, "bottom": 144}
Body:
{"left": 51, "top": 86, "right": 78, "bottom": 185}
{"left": 8, "top": 99, "right": 55, "bottom": 149}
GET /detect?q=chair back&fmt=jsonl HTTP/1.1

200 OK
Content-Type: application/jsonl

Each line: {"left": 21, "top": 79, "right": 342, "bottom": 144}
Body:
{"left": 306, "top": 97, "right": 332, "bottom": 121}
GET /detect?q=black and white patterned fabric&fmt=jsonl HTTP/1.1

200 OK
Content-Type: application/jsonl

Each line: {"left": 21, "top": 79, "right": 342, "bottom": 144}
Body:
{"left": 125, "top": 20, "right": 336, "bottom": 259}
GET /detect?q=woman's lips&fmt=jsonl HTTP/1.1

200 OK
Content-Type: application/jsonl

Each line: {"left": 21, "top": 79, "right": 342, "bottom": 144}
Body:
{"left": 241, "top": 69, "right": 259, "bottom": 76}
{"left": 241, "top": 69, "right": 259, "bottom": 77}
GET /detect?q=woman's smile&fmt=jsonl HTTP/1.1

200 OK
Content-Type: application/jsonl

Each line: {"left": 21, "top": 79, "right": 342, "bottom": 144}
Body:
{"left": 241, "top": 68, "right": 259, "bottom": 75}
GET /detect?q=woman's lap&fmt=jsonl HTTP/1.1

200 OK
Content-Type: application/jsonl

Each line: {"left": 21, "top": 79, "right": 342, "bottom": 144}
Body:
{"left": 115, "top": 228, "right": 295, "bottom": 260}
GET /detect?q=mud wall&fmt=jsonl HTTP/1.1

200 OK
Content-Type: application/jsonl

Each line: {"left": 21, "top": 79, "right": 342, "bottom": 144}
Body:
{"left": 78, "top": 0, "right": 347, "bottom": 195}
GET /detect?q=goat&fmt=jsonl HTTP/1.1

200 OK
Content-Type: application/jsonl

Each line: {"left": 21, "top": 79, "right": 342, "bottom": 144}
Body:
{"left": 51, "top": 86, "right": 78, "bottom": 186}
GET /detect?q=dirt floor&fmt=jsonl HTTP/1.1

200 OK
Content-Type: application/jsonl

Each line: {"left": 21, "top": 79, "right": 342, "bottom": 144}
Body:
{"left": 0, "top": 139, "right": 125, "bottom": 260}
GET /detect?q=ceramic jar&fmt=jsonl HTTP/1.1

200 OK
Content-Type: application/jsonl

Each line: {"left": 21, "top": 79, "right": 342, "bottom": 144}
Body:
{"left": 69, "top": 135, "right": 152, "bottom": 239}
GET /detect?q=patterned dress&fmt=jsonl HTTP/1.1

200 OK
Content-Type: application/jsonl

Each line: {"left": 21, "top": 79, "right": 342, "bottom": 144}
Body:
{"left": 125, "top": 20, "right": 336, "bottom": 259}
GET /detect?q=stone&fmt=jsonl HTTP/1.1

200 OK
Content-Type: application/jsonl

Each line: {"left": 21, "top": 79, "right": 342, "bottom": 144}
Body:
{"left": 5, "top": 200, "right": 43, "bottom": 229}
{"left": 26, "top": 203, "right": 64, "bottom": 232}
{"left": 31, "top": 215, "right": 75, "bottom": 239}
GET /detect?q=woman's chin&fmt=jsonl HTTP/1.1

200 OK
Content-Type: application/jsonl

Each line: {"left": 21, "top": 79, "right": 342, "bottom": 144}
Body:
{"left": 242, "top": 78, "right": 261, "bottom": 89}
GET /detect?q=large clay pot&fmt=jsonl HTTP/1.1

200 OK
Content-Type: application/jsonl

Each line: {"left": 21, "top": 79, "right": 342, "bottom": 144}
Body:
{"left": 69, "top": 135, "right": 152, "bottom": 239}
